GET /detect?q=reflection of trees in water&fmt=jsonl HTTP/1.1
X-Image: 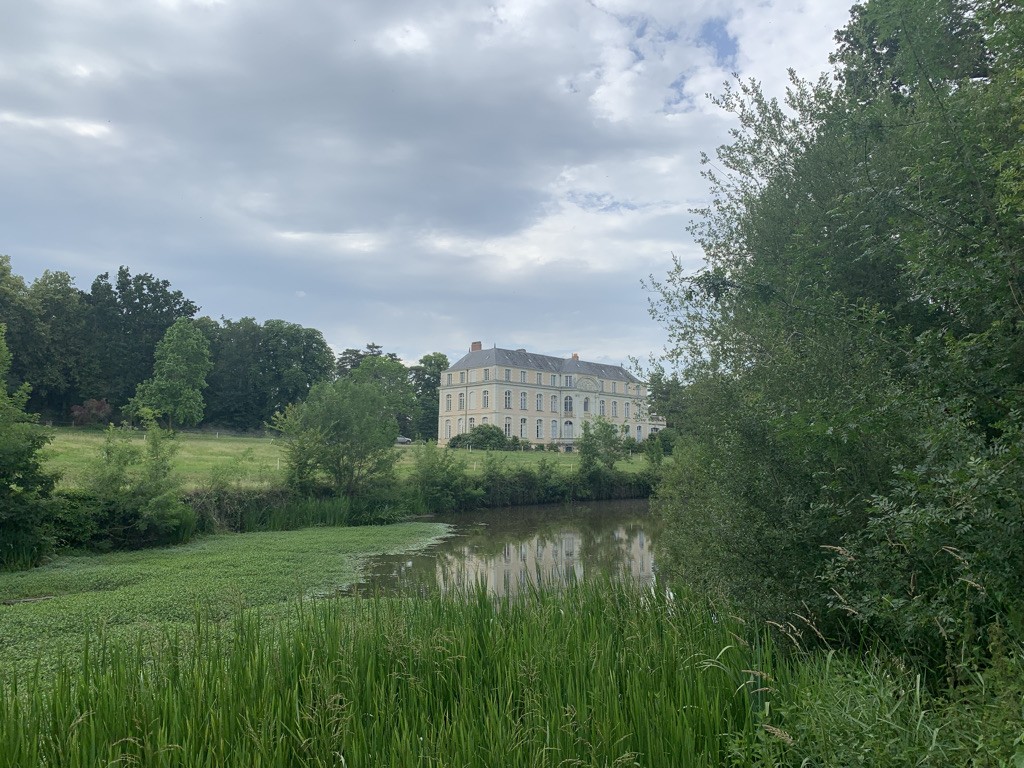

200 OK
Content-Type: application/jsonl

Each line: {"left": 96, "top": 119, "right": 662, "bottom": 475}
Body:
{"left": 351, "top": 500, "right": 659, "bottom": 596}
{"left": 431, "top": 501, "right": 660, "bottom": 596}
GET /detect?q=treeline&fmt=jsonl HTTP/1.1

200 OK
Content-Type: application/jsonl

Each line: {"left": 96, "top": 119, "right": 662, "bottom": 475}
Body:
{"left": 650, "top": 0, "right": 1022, "bottom": 684}
{"left": 0, "top": 260, "right": 447, "bottom": 436}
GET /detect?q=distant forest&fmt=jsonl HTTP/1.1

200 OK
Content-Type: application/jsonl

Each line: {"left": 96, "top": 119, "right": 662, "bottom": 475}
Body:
{"left": 0, "top": 259, "right": 447, "bottom": 437}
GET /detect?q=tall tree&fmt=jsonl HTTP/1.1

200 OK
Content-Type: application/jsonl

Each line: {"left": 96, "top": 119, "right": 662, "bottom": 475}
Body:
{"left": 259, "top": 319, "right": 335, "bottom": 422}
{"left": 651, "top": 0, "right": 1023, "bottom": 669}
{"left": 0, "top": 324, "right": 55, "bottom": 569}
{"left": 410, "top": 352, "right": 449, "bottom": 440}
{"left": 271, "top": 377, "right": 399, "bottom": 500}
{"left": 349, "top": 355, "right": 416, "bottom": 437}
{"left": 84, "top": 267, "right": 199, "bottom": 409}
{"left": 24, "top": 270, "right": 93, "bottom": 419}
{"left": 129, "top": 318, "right": 212, "bottom": 429}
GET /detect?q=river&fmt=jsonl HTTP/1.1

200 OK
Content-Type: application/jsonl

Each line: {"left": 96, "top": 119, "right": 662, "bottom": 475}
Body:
{"left": 348, "top": 499, "right": 661, "bottom": 596}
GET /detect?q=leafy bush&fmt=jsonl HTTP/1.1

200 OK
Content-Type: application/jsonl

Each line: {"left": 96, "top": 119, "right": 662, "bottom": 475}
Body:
{"left": 84, "top": 419, "right": 196, "bottom": 549}
{"left": 447, "top": 423, "right": 510, "bottom": 451}
{"left": 0, "top": 325, "right": 56, "bottom": 570}
{"left": 70, "top": 398, "right": 112, "bottom": 428}
{"left": 407, "top": 443, "right": 483, "bottom": 514}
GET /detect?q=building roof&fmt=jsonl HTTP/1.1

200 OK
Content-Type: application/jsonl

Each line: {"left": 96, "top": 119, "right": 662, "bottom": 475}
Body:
{"left": 445, "top": 347, "right": 641, "bottom": 383}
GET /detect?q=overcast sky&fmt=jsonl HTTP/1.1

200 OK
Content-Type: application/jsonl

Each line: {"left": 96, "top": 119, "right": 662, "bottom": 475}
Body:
{"left": 3, "top": 0, "right": 852, "bottom": 368}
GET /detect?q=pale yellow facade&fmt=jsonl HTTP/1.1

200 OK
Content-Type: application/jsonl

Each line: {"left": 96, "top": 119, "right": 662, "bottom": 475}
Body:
{"left": 437, "top": 343, "right": 665, "bottom": 448}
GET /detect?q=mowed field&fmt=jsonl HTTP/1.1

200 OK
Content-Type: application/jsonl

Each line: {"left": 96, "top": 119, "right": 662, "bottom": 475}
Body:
{"left": 42, "top": 428, "right": 647, "bottom": 490}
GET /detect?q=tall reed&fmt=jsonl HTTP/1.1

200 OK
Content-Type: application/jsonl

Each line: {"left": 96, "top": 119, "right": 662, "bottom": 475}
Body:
{"left": 0, "top": 583, "right": 774, "bottom": 767}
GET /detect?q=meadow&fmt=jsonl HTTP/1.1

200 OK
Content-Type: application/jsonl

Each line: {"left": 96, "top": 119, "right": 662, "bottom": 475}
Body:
{"left": 42, "top": 427, "right": 647, "bottom": 490}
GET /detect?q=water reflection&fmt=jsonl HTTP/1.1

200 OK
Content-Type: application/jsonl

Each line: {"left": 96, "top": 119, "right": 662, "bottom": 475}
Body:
{"left": 348, "top": 499, "right": 659, "bottom": 597}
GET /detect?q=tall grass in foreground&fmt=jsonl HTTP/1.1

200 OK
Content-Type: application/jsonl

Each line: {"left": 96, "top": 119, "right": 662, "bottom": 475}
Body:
{"left": 0, "top": 584, "right": 773, "bottom": 767}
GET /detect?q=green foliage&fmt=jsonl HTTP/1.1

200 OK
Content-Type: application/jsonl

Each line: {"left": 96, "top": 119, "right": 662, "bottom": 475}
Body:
{"left": 129, "top": 318, "right": 212, "bottom": 429}
{"left": 651, "top": 0, "right": 1024, "bottom": 674}
{"left": 578, "top": 417, "right": 626, "bottom": 472}
{"left": 0, "top": 584, "right": 770, "bottom": 767}
{"left": 731, "top": 646, "right": 1024, "bottom": 766}
{"left": 409, "top": 351, "right": 449, "bottom": 440}
{"left": 84, "top": 418, "right": 197, "bottom": 549}
{"left": 447, "top": 422, "right": 512, "bottom": 450}
{"left": 407, "top": 443, "right": 483, "bottom": 514}
{"left": 0, "top": 325, "right": 55, "bottom": 570}
{"left": 271, "top": 377, "right": 399, "bottom": 501}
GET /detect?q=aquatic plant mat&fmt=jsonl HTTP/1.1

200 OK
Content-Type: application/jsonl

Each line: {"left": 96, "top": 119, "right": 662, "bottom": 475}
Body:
{"left": 0, "top": 583, "right": 769, "bottom": 767}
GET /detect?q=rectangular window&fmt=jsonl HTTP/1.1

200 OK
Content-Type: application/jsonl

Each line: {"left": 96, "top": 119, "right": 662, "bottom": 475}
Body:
{"left": 550, "top": 374, "right": 557, "bottom": 386}
{"left": 600, "top": 380, "right": 605, "bottom": 392}
{"left": 504, "top": 368, "right": 511, "bottom": 381}
{"left": 536, "top": 372, "right": 542, "bottom": 385}
{"left": 520, "top": 370, "right": 527, "bottom": 383}
{"left": 483, "top": 391, "right": 490, "bottom": 408}
{"left": 483, "top": 369, "right": 490, "bottom": 381}
{"left": 459, "top": 371, "right": 465, "bottom": 384}
{"left": 469, "top": 370, "right": 476, "bottom": 383}
{"left": 565, "top": 375, "right": 573, "bottom": 388}
{"left": 612, "top": 382, "right": 617, "bottom": 393}
{"left": 446, "top": 373, "right": 452, "bottom": 385}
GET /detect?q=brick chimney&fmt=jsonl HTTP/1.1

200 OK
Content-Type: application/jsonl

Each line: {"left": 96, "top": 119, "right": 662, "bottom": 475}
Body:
{"left": 470, "top": 341, "right": 482, "bottom": 352}
{"left": 571, "top": 352, "right": 579, "bottom": 361}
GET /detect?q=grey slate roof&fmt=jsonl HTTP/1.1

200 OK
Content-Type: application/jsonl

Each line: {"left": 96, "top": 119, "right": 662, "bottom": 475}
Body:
{"left": 445, "top": 347, "right": 641, "bottom": 383}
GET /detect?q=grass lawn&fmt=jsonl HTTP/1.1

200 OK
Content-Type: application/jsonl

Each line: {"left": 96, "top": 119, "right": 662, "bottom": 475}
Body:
{"left": 43, "top": 429, "right": 288, "bottom": 490}
{"left": 0, "top": 522, "right": 449, "bottom": 681}
{"left": 43, "top": 428, "right": 649, "bottom": 491}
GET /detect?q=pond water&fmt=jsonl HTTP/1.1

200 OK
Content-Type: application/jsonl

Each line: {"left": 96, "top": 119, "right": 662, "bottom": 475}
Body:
{"left": 347, "top": 499, "right": 661, "bottom": 597}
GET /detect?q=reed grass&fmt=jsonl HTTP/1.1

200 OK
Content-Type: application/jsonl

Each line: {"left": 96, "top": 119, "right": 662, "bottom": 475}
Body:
{"left": 0, "top": 583, "right": 773, "bottom": 767}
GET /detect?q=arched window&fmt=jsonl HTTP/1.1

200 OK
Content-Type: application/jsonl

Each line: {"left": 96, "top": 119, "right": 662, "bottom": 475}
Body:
{"left": 624, "top": 402, "right": 631, "bottom": 419}
{"left": 636, "top": 425, "right": 642, "bottom": 440}
{"left": 536, "top": 419, "right": 543, "bottom": 439}
{"left": 583, "top": 397, "right": 590, "bottom": 413}
{"left": 469, "top": 391, "right": 476, "bottom": 409}
{"left": 550, "top": 395, "right": 558, "bottom": 412}
{"left": 504, "top": 390, "right": 512, "bottom": 409}
{"left": 611, "top": 401, "right": 618, "bottom": 418}
{"left": 483, "top": 390, "right": 490, "bottom": 408}
{"left": 536, "top": 393, "right": 543, "bottom": 411}
{"left": 520, "top": 392, "right": 527, "bottom": 410}
{"left": 444, "top": 420, "right": 451, "bottom": 439}
{"left": 469, "top": 417, "right": 475, "bottom": 429}
{"left": 520, "top": 418, "right": 527, "bottom": 438}
{"left": 445, "top": 394, "right": 452, "bottom": 412}
{"left": 504, "top": 417, "right": 512, "bottom": 437}
{"left": 482, "top": 416, "right": 489, "bottom": 424}
{"left": 458, "top": 392, "right": 465, "bottom": 410}
{"left": 563, "top": 421, "right": 574, "bottom": 439}
{"left": 551, "top": 419, "right": 558, "bottom": 439}
{"left": 563, "top": 395, "right": 573, "bottom": 414}
{"left": 457, "top": 417, "right": 464, "bottom": 434}
{"left": 599, "top": 399, "right": 606, "bottom": 416}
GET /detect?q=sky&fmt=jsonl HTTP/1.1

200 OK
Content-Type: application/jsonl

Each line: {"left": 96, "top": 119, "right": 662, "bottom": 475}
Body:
{"left": 3, "top": 0, "right": 853, "bottom": 369}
